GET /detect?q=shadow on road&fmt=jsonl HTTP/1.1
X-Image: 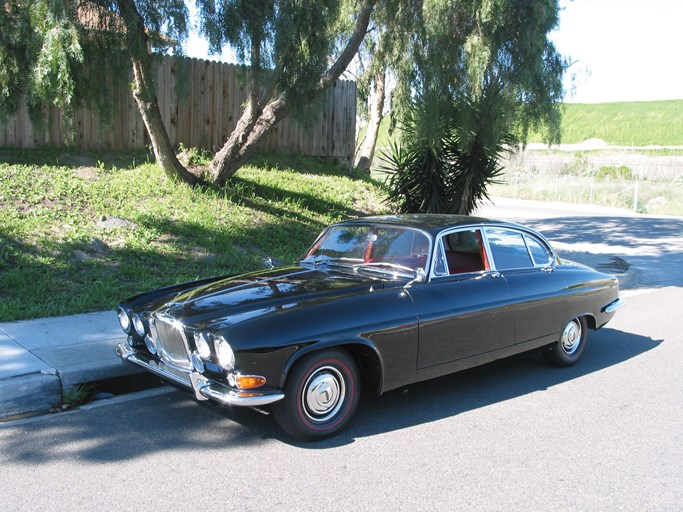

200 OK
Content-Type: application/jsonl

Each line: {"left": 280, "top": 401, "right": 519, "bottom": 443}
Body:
{"left": 520, "top": 215, "right": 683, "bottom": 288}
{"left": 0, "top": 327, "right": 661, "bottom": 459}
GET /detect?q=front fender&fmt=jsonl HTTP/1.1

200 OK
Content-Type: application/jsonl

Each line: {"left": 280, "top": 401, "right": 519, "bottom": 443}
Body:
{"left": 280, "top": 338, "right": 385, "bottom": 394}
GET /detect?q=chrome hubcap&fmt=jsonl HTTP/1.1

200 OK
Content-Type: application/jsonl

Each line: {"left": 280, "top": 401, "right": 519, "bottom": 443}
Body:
{"left": 561, "top": 319, "right": 582, "bottom": 355}
{"left": 302, "top": 366, "right": 345, "bottom": 423}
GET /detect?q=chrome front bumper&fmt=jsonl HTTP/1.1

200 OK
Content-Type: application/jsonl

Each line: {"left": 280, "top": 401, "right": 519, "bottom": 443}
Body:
{"left": 116, "top": 343, "right": 284, "bottom": 407}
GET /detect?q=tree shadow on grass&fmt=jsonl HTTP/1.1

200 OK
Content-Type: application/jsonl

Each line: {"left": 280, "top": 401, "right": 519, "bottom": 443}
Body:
{"left": 0, "top": 214, "right": 326, "bottom": 321}
{"left": 227, "top": 175, "right": 374, "bottom": 221}
{"left": 1, "top": 151, "right": 385, "bottom": 321}
{"left": 0, "top": 147, "right": 154, "bottom": 170}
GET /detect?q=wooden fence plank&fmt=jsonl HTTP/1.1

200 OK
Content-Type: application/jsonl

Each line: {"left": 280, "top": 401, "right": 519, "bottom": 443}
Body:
{"left": 0, "top": 56, "right": 356, "bottom": 160}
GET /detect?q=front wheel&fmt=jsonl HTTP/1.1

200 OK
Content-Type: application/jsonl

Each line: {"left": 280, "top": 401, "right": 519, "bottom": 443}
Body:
{"left": 273, "top": 349, "right": 360, "bottom": 441}
{"left": 544, "top": 316, "right": 588, "bottom": 367}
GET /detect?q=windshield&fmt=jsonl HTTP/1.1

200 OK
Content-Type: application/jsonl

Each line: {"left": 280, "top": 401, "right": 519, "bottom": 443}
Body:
{"left": 301, "top": 224, "right": 431, "bottom": 278}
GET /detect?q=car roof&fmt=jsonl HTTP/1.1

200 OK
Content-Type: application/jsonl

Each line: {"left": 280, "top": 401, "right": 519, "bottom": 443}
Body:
{"left": 337, "top": 214, "right": 515, "bottom": 236}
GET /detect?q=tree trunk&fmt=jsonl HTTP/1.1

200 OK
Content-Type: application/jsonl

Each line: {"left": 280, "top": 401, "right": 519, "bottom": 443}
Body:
{"left": 209, "top": 0, "right": 376, "bottom": 186}
{"left": 210, "top": 95, "right": 289, "bottom": 187}
{"left": 356, "top": 70, "right": 386, "bottom": 172}
{"left": 130, "top": 60, "right": 197, "bottom": 185}
{"left": 117, "top": 0, "right": 196, "bottom": 185}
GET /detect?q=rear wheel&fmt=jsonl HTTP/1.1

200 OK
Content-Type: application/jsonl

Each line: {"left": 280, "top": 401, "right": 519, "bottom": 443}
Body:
{"left": 273, "top": 349, "right": 360, "bottom": 441}
{"left": 544, "top": 316, "right": 588, "bottom": 367}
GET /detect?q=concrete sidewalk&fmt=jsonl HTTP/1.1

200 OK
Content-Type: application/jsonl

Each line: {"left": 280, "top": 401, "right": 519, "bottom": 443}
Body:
{"left": 0, "top": 252, "right": 638, "bottom": 421}
{"left": 0, "top": 311, "right": 139, "bottom": 418}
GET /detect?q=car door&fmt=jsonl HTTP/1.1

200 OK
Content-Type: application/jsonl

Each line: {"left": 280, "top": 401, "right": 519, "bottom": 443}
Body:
{"left": 483, "top": 227, "right": 568, "bottom": 344}
{"left": 411, "top": 228, "right": 516, "bottom": 369}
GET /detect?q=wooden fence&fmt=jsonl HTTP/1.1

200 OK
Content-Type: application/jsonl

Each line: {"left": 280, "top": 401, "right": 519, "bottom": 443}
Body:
{"left": 0, "top": 56, "right": 357, "bottom": 161}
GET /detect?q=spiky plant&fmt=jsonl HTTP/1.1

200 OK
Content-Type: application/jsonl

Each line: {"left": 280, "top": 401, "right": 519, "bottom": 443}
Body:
{"left": 381, "top": 90, "right": 514, "bottom": 216}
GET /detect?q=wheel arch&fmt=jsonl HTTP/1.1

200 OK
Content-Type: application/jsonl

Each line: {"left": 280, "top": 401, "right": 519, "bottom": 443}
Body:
{"left": 282, "top": 338, "right": 384, "bottom": 395}
{"left": 557, "top": 310, "right": 596, "bottom": 333}
{"left": 583, "top": 313, "right": 597, "bottom": 330}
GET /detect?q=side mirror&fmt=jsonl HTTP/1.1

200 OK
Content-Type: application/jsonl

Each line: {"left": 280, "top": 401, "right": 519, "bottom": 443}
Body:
{"left": 404, "top": 267, "right": 427, "bottom": 289}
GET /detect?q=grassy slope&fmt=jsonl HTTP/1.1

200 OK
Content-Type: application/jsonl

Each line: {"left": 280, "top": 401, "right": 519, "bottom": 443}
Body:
{"left": 0, "top": 151, "right": 389, "bottom": 321}
{"left": 531, "top": 100, "right": 683, "bottom": 146}
{"left": 372, "top": 100, "right": 683, "bottom": 148}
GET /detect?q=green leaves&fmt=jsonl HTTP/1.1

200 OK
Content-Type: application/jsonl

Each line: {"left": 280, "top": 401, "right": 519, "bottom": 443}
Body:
{"left": 381, "top": 91, "right": 511, "bottom": 215}
{"left": 0, "top": 0, "right": 37, "bottom": 119}
{"left": 32, "top": 16, "right": 83, "bottom": 111}
{"left": 0, "top": 0, "right": 190, "bottom": 130}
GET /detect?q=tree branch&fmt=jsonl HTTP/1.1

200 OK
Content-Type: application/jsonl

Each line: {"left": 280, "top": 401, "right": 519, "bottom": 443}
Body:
{"left": 321, "top": 0, "right": 377, "bottom": 89}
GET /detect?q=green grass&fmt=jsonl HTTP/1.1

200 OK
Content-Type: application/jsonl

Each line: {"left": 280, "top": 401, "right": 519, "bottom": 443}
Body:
{"left": 0, "top": 150, "right": 389, "bottom": 321}
{"left": 530, "top": 100, "right": 683, "bottom": 146}
{"left": 367, "top": 100, "right": 683, "bottom": 149}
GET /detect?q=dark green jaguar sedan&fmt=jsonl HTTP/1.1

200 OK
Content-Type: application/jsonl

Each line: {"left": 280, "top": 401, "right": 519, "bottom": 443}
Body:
{"left": 116, "top": 215, "right": 625, "bottom": 440}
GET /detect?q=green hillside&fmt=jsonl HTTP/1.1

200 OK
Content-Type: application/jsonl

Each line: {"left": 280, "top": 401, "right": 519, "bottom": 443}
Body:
{"left": 535, "top": 100, "right": 683, "bottom": 146}
{"left": 374, "top": 100, "right": 683, "bottom": 148}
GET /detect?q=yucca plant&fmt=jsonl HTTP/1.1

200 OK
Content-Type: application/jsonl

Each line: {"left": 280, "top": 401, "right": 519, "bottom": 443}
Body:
{"left": 381, "top": 91, "right": 513, "bottom": 215}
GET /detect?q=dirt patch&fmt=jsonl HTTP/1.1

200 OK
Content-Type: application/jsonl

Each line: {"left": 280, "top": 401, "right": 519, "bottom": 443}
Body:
{"left": 97, "top": 216, "right": 138, "bottom": 230}
{"left": 73, "top": 167, "right": 100, "bottom": 180}
{"left": 58, "top": 153, "right": 97, "bottom": 168}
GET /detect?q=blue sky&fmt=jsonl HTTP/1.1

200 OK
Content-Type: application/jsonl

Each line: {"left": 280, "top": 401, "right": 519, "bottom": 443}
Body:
{"left": 183, "top": 0, "right": 683, "bottom": 104}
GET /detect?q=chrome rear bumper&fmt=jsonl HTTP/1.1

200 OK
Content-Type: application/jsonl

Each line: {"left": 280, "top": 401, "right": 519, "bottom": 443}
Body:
{"left": 603, "top": 297, "right": 627, "bottom": 314}
{"left": 116, "top": 343, "right": 284, "bottom": 407}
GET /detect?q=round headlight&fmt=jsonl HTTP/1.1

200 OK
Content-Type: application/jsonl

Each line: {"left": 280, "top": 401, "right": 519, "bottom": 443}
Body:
{"left": 117, "top": 306, "right": 131, "bottom": 333}
{"left": 144, "top": 334, "right": 157, "bottom": 355}
{"left": 193, "top": 332, "right": 212, "bottom": 359}
{"left": 132, "top": 314, "right": 146, "bottom": 337}
{"left": 215, "top": 337, "right": 235, "bottom": 370}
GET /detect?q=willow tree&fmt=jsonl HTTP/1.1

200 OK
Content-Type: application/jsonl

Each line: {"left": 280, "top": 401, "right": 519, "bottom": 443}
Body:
{"left": 0, "top": 0, "right": 197, "bottom": 184}
{"left": 2, "top": 0, "right": 381, "bottom": 187}
{"left": 384, "top": 0, "right": 566, "bottom": 215}
{"left": 354, "top": 0, "right": 421, "bottom": 172}
{"left": 197, "top": 0, "right": 377, "bottom": 186}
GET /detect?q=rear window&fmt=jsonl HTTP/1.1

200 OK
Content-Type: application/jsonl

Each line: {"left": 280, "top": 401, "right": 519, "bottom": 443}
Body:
{"left": 525, "top": 235, "right": 553, "bottom": 266}
{"left": 485, "top": 228, "right": 533, "bottom": 270}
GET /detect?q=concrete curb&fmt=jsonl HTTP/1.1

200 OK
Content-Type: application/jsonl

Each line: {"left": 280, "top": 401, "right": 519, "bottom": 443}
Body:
{"left": 0, "top": 311, "right": 140, "bottom": 420}
{"left": 0, "top": 371, "right": 62, "bottom": 419}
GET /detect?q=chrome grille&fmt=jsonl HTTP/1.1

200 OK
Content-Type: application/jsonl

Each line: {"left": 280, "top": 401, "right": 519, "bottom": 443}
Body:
{"left": 152, "top": 315, "right": 192, "bottom": 370}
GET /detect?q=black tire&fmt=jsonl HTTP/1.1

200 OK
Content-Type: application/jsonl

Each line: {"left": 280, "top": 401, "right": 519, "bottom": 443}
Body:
{"left": 544, "top": 316, "right": 588, "bottom": 367}
{"left": 273, "top": 349, "right": 360, "bottom": 441}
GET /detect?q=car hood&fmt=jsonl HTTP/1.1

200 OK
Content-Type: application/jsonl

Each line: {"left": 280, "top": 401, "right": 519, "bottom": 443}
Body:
{"left": 155, "top": 266, "right": 388, "bottom": 330}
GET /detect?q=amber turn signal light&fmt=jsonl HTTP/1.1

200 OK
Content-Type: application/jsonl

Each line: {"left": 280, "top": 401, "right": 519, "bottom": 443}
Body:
{"left": 235, "top": 375, "right": 267, "bottom": 389}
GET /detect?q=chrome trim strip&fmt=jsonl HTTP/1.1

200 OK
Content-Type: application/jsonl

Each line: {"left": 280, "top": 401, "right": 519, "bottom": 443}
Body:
{"left": 604, "top": 298, "right": 627, "bottom": 314}
{"left": 194, "top": 378, "right": 285, "bottom": 407}
{"left": 116, "top": 343, "right": 285, "bottom": 407}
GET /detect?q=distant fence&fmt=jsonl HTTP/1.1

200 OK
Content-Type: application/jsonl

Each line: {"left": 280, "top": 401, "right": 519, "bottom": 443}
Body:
{"left": 0, "top": 56, "right": 357, "bottom": 161}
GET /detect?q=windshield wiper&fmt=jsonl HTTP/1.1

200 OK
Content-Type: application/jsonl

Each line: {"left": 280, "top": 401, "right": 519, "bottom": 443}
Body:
{"left": 353, "top": 261, "right": 416, "bottom": 278}
{"left": 306, "top": 257, "right": 360, "bottom": 269}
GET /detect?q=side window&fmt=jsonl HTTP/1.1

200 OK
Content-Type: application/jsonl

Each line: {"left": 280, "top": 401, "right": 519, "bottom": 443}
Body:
{"left": 525, "top": 235, "right": 553, "bottom": 267}
{"left": 485, "top": 228, "right": 533, "bottom": 270}
{"left": 433, "top": 239, "right": 448, "bottom": 276}
{"left": 435, "top": 229, "right": 486, "bottom": 275}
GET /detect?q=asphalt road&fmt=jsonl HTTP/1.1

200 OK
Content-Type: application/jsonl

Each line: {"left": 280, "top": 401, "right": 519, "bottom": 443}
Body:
{"left": 0, "top": 292, "right": 680, "bottom": 511}
{"left": 1, "top": 202, "right": 681, "bottom": 511}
